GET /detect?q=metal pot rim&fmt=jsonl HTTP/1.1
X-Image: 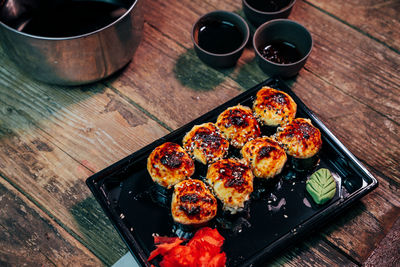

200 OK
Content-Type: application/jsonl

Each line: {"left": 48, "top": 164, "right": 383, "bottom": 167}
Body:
{"left": 0, "top": 0, "right": 139, "bottom": 41}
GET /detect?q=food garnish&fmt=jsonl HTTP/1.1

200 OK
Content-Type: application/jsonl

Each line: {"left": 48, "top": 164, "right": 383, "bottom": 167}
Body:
{"left": 148, "top": 227, "right": 226, "bottom": 267}
{"left": 306, "top": 168, "right": 336, "bottom": 205}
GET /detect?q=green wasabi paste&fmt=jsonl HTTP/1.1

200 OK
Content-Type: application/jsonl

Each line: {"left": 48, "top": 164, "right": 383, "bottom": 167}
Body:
{"left": 306, "top": 168, "right": 336, "bottom": 205}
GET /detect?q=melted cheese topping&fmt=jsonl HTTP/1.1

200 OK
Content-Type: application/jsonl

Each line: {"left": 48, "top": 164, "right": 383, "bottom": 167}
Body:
{"left": 253, "top": 86, "right": 297, "bottom": 126}
{"left": 241, "top": 137, "right": 287, "bottom": 179}
{"left": 275, "top": 118, "right": 322, "bottom": 159}
{"left": 216, "top": 105, "right": 261, "bottom": 148}
{"left": 171, "top": 179, "right": 217, "bottom": 225}
{"left": 182, "top": 122, "right": 229, "bottom": 165}
{"left": 147, "top": 142, "right": 195, "bottom": 188}
{"left": 206, "top": 158, "right": 254, "bottom": 213}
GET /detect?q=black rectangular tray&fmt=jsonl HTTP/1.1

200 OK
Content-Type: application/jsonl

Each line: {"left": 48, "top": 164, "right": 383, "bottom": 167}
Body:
{"left": 86, "top": 77, "right": 378, "bottom": 266}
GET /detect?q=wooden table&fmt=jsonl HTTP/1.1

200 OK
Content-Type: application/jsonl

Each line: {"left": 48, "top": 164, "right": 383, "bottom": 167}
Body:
{"left": 0, "top": 0, "right": 399, "bottom": 266}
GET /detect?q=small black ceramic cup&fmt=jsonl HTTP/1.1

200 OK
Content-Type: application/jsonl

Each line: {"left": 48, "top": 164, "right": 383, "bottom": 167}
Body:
{"left": 253, "top": 19, "right": 312, "bottom": 78}
{"left": 191, "top": 10, "right": 250, "bottom": 68}
{"left": 242, "top": 0, "right": 296, "bottom": 27}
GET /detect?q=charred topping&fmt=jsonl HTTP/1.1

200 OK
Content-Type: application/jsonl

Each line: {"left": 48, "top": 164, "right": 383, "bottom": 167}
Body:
{"left": 257, "top": 88, "right": 291, "bottom": 109}
{"left": 177, "top": 180, "right": 203, "bottom": 191}
{"left": 179, "top": 193, "right": 213, "bottom": 204}
{"left": 280, "top": 120, "right": 319, "bottom": 140}
{"left": 242, "top": 137, "right": 286, "bottom": 164}
{"left": 257, "top": 146, "right": 277, "bottom": 160}
{"left": 227, "top": 109, "right": 249, "bottom": 127}
{"left": 161, "top": 151, "right": 184, "bottom": 168}
{"left": 156, "top": 143, "right": 193, "bottom": 170}
{"left": 194, "top": 128, "right": 224, "bottom": 150}
{"left": 271, "top": 92, "right": 288, "bottom": 105}
{"left": 183, "top": 123, "right": 229, "bottom": 163}
{"left": 278, "top": 119, "right": 322, "bottom": 152}
{"left": 216, "top": 161, "right": 250, "bottom": 192}
{"left": 175, "top": 180, "right": 217, "bottom": 220}
{"left": 179, "top": 205, "right": 201, "bottom": 216}
{"left": 217, "top": 107, "right": 261, "bottom": 148}
{"left": 298, "top": 122, "right": 313, "bottom": 139}
{"left": 255, "top": 89, "right": 296, "bottom": 123}
{"left": 180, "top": 193, "right": 200, "bottom": 203}
{"left": 149, "top": 143, "right": 194, "bottom": 186}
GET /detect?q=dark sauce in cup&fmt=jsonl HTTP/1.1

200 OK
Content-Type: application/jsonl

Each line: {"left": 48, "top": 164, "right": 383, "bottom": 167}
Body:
{"left": 246, "top": 0, "right": 293, "bottom": 12}
{"left": 20, "top": 1, "right": 127, "bottom": 37}
{"left": 259, "top": 40, "right": 302, "bottom": 64}
{"left": 197, "top": 19, "right": 243, "bottom": 54}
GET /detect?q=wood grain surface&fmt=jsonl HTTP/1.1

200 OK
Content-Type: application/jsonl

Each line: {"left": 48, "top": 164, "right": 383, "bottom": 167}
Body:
{"left": 306, "top": 0, "right": 400, "bottom": 52}
{"left": 0, "top": 0, "right": 399, "bottom": 266}
{"left": 0, "top": 45, "right": 168, "bottom": 265}
{"left": 0, "top": 177, "right": 101, "bottom": 266}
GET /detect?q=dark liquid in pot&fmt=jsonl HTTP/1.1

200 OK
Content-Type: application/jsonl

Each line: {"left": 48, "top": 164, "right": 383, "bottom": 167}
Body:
{"left": 197, "top": 19, "right": 243, "bottom": 54}
{"left": 246, "top": 0, "right": 292, "bottom": 12}
{"left": 259, "top": 40, "right": 302, "bottom": 64}
{"left": 21, "top": 1, "right": 127, "bottom": 37}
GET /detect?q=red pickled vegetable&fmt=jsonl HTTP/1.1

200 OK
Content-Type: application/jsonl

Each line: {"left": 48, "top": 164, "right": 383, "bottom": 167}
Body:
{"left": 148, "top": 237, "right": 184, "bottom": 261}
{"left": 148, "top": 227, "right": 226, "bottom": 267}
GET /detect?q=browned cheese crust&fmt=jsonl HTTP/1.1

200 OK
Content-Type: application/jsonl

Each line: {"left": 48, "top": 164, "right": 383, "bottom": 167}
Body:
{"left": 241, "top": 137, "right": 287, "bottom": 179}
{"left": 147, "top": 142, "right": 195, "bottom": 188}
{"left": 182, "top": 122, "right": 229, "bottom": 165}
{"left": 253, "top": 86, "right": 297, "bottom": 126}
{"left": 216, "top": 105, "right": 261, "bottom": 148}
{"left": 171, "top": 179, "right": 217, "bottom": 225}
{"left": 275, "top": 118, "right": 322, "bottom": 159}
{"left": 206, "top": 158, "right": 254, "bottom": 213}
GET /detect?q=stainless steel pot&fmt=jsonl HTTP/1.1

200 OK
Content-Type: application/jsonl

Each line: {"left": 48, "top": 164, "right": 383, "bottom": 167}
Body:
{"left": 0, "top": 0, "right": 143, "bottom": 85}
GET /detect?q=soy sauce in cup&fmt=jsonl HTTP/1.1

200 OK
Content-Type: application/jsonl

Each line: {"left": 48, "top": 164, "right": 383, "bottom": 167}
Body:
{"left": 259, "top": 40, "right": 302, "bottom": 64}
{"left": 246, "top": 0, "right": 293, "bottom": 12}
{"left": 197, "top": 18, "right": 243, "bottom": 54}
{"left": 192, "top": 10, "right": 250, "bottom": 68}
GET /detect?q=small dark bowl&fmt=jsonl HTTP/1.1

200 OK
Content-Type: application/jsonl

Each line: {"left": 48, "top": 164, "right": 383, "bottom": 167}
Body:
{"left": 242, "top": 0, "right": 296, "bottom": 27}
{"left": 191, "top": 10, "right": 250, "bottom": 68}
{"left": 253, "top": 19, "right": 312, "bottom": 78}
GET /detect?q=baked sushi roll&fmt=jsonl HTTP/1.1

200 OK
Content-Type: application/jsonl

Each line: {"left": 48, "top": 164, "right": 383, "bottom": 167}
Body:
{"left": 253, "top": 86, "right": 297, "bottom": 127}
{"left": 182, "top": 122, "right": 229, "bottom": 165}
{"left": 275, "top": 118, "right": 322, "bottom": 171}
{"left": 216, "top": 105, "right": 261, "bottom": 149}
{"left": 241, "top": 137, "right": 287, "bottom": 179}
{"left": 206, "top": 158, "right": 254, "bottom": 214}
{"left": 147, "top": 142, "right": 195, "bottom": 189}
{"left": 171, "top": 179, "right": 217, "bottom": 226}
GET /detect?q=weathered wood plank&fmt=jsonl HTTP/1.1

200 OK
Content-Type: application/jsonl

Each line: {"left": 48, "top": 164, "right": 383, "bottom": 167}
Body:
{"left": 287, "top": 73, "right": 400, "bottom": 262}
{"left": 0, "top": 50, "right": 168, "bottom": 167}
{"left": 289, "top": 72, "right": 400, "bottom": 183}
{"left": 108, "top": 23, "right": 244, "bottom": 129}
{"left": 270, "top": 236, "right": 357, "bottom": 267}
{"left": 290, "top": 2, "right": 400, "bottom": 123}
{"left": 305, "top": 0, "right": 400, "bottom": 52}
{"left": 321, "top": 173, "right": 400, "bottom": 263}
{"left": 0, "top": 129, "right": 128, "bottom": 265}
{"left": 0, "top": 46, "right": 168, "bottom": 264}
{"left": 364, "top": 216, "right": 400, "bottom": 267}
{"left": 0, "top": 177, "right": 102, "bottom": 266}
